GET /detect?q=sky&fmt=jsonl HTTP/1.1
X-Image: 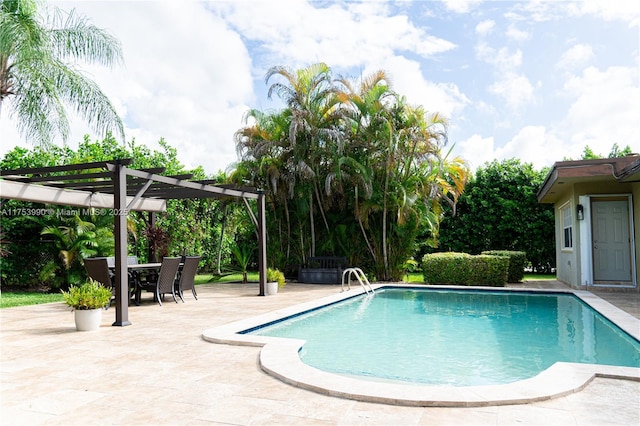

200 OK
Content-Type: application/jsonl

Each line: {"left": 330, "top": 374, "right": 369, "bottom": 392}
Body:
{"left": 1, "top": 0, "right": 639, "bottom": 175}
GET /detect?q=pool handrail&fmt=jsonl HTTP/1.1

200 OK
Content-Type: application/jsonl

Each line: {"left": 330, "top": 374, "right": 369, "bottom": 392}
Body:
{"left": 341, "top": 267, "right": 374, "bottom": 294}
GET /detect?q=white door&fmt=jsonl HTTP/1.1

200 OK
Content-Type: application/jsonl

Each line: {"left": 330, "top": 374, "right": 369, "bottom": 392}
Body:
{"left": 592, "top": 200, "right": 632, "bottom": 283}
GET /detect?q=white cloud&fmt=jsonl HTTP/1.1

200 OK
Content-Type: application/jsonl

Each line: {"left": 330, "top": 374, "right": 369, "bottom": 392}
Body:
{"left": 212, "top": 0, "right": 456, "bottom": 71}
{"left": 556, "top": 44, "right": 594, "bottom": 71}
{"left": 0, "top": 115, "right": 28, "bottom": 152}
{"left": 372, "top": 57, "right": 470, "bottom": 119}
{"left": 488, "top": 73, "right": 535, "bottom": 109}
{"left": 499, "top": 126, "right": 568, "bottom": 169}
{"left": 475, "top": 19, "right": 495, "bottom": 36}
{"left": 506, "top": 1, "right": 563, "bottom": 23}
{"left": 471, "top": 64, "right": 640, "bottom": 169}
{"left": 475, "top": 43, "right": 534, "bottom": 109}
{"left": 475, "top": 43, "right": 523, "bottom": 71}
{"left": 441, "top": 0, "right": 483, "bottom": 14}
{"left": 210, "top": 1, "right": 466, "bottom": 129}
{"left": 567, "top": 0, "right": 640, "bottom": 27}
{"left": 457, "top": 126, "right": 573, "bottom": 172}
{"left": 455, "top": 134, "right": 496, "bottom": 170}
{"left": 559, "top": 66, "right": 640, "bottom": 154}
{"left": 505, "top": 23, "right": 531, "bottom": 42}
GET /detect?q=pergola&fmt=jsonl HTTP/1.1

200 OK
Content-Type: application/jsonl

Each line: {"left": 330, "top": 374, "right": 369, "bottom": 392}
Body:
{"left": 0, "top": 159, "right": 267, "bottom": 326}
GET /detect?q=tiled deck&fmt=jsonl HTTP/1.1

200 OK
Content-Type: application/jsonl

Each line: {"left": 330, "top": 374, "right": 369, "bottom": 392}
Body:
{"left": 1, "top": 281, "right": 639, "bottom": 425}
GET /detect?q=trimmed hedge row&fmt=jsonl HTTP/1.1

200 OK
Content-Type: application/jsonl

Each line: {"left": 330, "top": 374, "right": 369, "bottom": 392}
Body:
{"left": 481, "top": 250, "right": 526, "bottom": 283}
{"left": 422, "top": 252, "right": 508, "bottom": 286}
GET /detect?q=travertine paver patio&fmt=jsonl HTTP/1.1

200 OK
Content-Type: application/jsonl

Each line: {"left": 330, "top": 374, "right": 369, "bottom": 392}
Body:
{"left": 1, "top": 281, "right": 639, "bottom": 425}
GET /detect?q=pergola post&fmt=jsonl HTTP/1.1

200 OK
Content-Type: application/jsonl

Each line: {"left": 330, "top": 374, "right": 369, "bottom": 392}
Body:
{"left": 112, "top": 161, "right": 131, "bottom": 326}
{"left": 257, "top": 191, "right": 267, "bottom": 296}
{"left": 147, "top": 211, "right": 156, "bottom": 262}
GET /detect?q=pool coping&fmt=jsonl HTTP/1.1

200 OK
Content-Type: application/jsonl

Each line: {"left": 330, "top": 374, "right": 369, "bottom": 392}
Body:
{"left": 202, "top": 284, "right": 640, "bottom": 407}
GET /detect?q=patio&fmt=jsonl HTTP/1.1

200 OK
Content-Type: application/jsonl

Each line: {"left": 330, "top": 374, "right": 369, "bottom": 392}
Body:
{"left": 1, "top": 281, "right": 639, "bottom": 425}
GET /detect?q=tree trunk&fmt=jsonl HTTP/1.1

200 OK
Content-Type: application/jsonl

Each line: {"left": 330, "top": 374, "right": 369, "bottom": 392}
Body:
{"left": 309, "top": 194, "right": 315, "bottom": 257}
{"left": 285, "top": 201, "right": 291, "bottom": 259}
{"left": 313, "top": 181, "right": 330, "bottom": 235}
{"left": 382, "top": 132, "right": 392, "bottom": 280}
{"left": 355, "top": 186, "right": 377, "bottom": 261}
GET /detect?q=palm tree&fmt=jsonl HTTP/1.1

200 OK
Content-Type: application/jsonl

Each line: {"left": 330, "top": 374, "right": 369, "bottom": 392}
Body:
{"left": 265, "top": 63, "right": 342, "bottom": 257}
{"left": 38, "top": 213, "right": 112, "bottom": 289}
{"left": 234, "top": 64, "right": 470, "bottom": 280}
{"left": 336, "top": 72, "right": 468, "bottom": 280}
{"left": 234, "top": 108, "right": 295, "bottom": 259}
{"left": 0, "top": 0, "right": 124, "bottom": 145}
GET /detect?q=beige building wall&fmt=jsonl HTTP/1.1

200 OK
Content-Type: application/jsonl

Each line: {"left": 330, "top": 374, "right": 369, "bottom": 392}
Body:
{"left": 554, "top": 181, "right": 638, "bottom": 290}
{"left": 554, "top": 193, "right": 579, "bottom": 287}
{"left": 632, "top": 184, "right": 640, "bottom": 288}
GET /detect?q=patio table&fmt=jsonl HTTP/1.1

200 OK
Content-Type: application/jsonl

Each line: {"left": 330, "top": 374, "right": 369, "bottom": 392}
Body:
{"left": 115, "top": 263, "right": 184, "bottom": 305}
{"left": 109, "top": 263, "right": 161, "bottom": 305}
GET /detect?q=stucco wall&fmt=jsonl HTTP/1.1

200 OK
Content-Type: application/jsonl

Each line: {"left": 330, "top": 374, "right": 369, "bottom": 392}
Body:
{"left": 564, "top": 180, "right": 639, "bottom": 290}
{"left": 555, "top": 193, "right": 579, "bottom": 287}
{"left": 632, "top": 183, "right": 640, "bottom": 290}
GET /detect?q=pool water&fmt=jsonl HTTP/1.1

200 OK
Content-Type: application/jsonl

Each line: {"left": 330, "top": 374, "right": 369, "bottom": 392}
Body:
{"left": 247, "top": 289, "right": 640, "bottom": 386}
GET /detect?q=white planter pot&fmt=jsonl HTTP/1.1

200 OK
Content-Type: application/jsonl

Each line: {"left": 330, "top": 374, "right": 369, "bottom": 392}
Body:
{"left": 74, "top": 308, "right": 103, "bottom": 331}
{"left": 266, "top": 282, "right": 279, "bottom": 295}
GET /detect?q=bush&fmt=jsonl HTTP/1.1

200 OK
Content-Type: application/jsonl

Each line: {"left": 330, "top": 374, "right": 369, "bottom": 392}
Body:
{"left": 422, "top": 252, "right": 471, "bottom": 285}
{"left": 61, "top": 279, "right": 113, "bottom": 310}
{"left": 422, "top": 252, "right": 508, "bottom": 286}
{"left": 481, "top": 250, "right": 526, "bottom": 283}
{"left": 469, "top": 255, "right": 509, "bottom": 286}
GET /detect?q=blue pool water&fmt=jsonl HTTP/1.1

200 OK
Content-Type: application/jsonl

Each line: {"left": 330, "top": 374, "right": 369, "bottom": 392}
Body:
{"left": 246, "top": 288, "right": 640, "bottom": 386}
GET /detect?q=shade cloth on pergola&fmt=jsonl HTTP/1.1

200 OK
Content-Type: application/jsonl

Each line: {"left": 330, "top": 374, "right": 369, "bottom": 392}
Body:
{"left": 0, "top": 158, "right": 267, "bottom": 326}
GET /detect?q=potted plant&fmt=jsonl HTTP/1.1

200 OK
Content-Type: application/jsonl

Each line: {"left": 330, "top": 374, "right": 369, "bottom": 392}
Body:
{"left": 61, "top": 279, "right": 113, "bottom": 331}
{"left": 266, "top": 267, "right": 285, "bottom": 295}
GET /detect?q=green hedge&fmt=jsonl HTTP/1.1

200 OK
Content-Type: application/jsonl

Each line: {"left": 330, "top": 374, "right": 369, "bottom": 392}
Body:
{"left": 481, "top": 250, "right": 526, "bottom": 283}
{"left": 422, "top": 252, "right": 508, "bottom": 286}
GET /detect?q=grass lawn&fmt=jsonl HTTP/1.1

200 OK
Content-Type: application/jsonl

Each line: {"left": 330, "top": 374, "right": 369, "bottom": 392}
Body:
{"left": 523, "top": 273, "right": 557, "bottom": 281}
{"left": 1, "top": 271, "right": 557, "bottom": 309}
{"left": 0, "top": 292, "right": 64, "bottom": 309}
{"left": 1, "top": 273, "right": 259, "bottom": 309}
{"left": 194, "top": 271, "right": 259, "bottom": 284}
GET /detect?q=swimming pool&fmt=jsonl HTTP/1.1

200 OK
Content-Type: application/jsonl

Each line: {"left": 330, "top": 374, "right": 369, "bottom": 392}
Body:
{"left": 244, "top": 288, "right": 640, "bottom": 386}
{"left": 203, "top": 285, "right": 640, "bottom": 406}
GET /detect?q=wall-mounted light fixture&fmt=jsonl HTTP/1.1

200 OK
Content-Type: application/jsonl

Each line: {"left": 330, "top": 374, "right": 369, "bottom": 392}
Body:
{"left": 576, "top": 204, "right": 584, "bottom": 221}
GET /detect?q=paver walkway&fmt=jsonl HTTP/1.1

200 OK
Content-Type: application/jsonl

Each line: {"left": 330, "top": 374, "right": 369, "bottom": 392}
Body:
{"left": 1, "top": 281, "right": 639, "bottom": 425}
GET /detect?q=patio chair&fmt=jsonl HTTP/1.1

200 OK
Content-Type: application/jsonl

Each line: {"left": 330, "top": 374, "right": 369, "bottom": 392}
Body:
{"left": 136, "top": 257, "right": 181, "bottom": 306}
{"left": 175, "top": 256, "right": 201, "bottom": 302}
{"left": 83, "top": 257, "right": 115, "bottom": 307}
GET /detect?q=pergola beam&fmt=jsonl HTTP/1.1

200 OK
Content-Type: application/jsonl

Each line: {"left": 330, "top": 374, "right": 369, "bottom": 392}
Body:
{"left": 0, "top": 180, "right": 166, "bottom": 212}
{"left": 1, "top": 159, "right": 132, "bottom": 175}
{"left": 117, "top": 166, "right": 261, "bottom": 200}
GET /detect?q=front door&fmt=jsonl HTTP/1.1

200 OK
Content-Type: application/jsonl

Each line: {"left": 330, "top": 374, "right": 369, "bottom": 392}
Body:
{"left": 592, "top": 199, "right": 632, "bottom": 283}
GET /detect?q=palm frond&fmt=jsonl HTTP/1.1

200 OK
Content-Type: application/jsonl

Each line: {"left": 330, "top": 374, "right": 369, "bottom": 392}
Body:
{"left": 0, "top": 0, "right": 124, "bottom": 144}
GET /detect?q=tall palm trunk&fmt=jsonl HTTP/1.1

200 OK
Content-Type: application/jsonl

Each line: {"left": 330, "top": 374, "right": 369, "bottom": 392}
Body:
{"left": 381, "top": 128, "right": 394, "bottom": 280}
{"left": 284, "top": 201, "right": 291, "bottom": 259}
{"left": 309, "top": 194, "right": 315, "bottom": 256}
{"left": 355, "top": 185, "right": 377, "bottom": 260}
